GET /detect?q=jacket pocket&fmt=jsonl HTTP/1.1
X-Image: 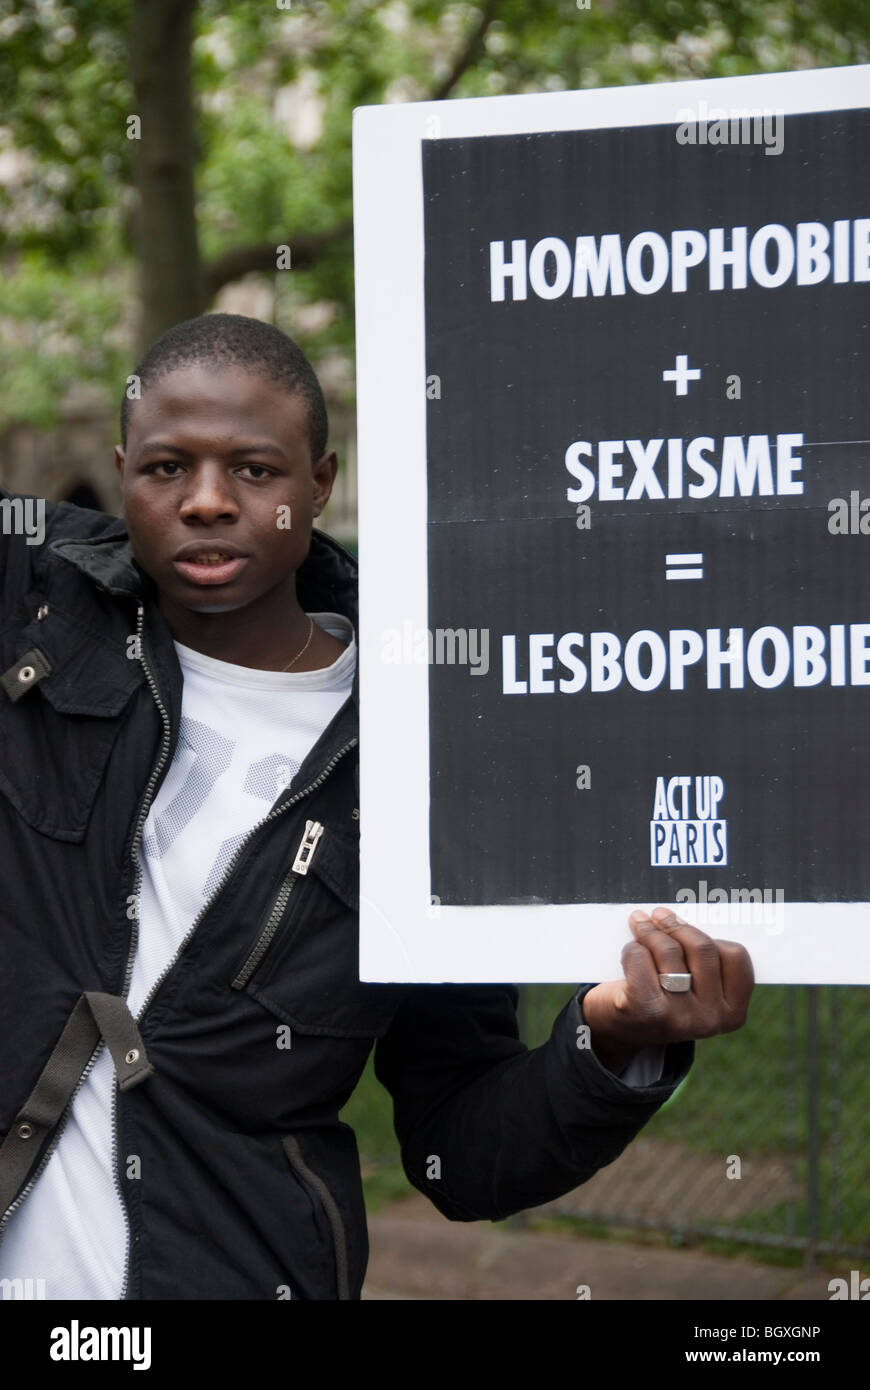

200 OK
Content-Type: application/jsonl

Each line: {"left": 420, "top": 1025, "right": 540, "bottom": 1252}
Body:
{"left": 282, "top": 1134, "right": 350, "bottom": 1300}
{"left": 0, "top": 608, "right": 142, "bottom": 841}
{"left": 233, "top": 820, "right": 404, "bottom": 1038}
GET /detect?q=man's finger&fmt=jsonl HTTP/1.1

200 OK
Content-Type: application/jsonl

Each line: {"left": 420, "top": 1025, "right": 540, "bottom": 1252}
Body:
{"left": 716, "top": 938, "right": 755, "bottom": 1025}
{"left": 620, "top": 936, "right": 668, "bottom": 1004}
{"left": 647, "top": 906, "right": 726, "bottom": 1003}
{"left": 616, "top": 939, "right": 678, "bottom": 1041}
{"left": 628, "top": 909, "right": 697, "bottom": 987}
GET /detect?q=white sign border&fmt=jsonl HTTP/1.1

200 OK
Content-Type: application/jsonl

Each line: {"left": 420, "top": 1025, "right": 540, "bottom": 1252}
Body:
{"left": 353, "top": 64, "right": 870, "bottom": 985}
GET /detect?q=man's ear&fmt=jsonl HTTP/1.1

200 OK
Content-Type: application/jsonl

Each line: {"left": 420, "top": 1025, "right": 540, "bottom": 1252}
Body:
{"left": 113, "top": 444, "right": 125, "bottom": 480}
{"left": 312, "top": 449, "right": 338, "bottom": 518}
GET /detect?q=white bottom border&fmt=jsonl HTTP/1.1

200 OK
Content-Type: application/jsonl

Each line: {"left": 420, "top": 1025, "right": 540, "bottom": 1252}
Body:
{"left": 360, "top": 900, "right": 870, "bottom": 984}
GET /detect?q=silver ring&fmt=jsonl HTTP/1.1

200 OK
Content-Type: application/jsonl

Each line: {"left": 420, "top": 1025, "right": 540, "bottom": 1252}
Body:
{"left": 659, "top": 972, "right": 692, "bottom": 993}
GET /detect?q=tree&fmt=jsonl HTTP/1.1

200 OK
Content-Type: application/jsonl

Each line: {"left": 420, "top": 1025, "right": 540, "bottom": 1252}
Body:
{"left": 130, "top": 0, "right": 202, "bottom": 342}
{"left": 0, "top": 0, "right": 867, "bottom": 427}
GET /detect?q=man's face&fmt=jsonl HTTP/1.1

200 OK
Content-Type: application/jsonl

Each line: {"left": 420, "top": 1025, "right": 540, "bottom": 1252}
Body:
{"left": 114, "top": 364, "right": 336, "bottom": 616}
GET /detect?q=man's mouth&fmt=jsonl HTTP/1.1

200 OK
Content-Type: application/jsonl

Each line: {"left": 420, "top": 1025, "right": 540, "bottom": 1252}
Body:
{"left": 172, "top": 549, "right": 249, "bottom": 586}
{"left": 189, "top": 552, "right": 237, "bottom": 565}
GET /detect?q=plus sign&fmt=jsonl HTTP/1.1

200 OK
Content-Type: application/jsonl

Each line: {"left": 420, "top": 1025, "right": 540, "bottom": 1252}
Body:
{"left": 662, "top": 354, "right": 702, "bottom": 396}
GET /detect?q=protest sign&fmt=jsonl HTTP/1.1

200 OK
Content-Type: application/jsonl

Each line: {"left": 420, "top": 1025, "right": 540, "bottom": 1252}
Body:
{"left": 353, "top": 65, "right": 870, "bottom": 983}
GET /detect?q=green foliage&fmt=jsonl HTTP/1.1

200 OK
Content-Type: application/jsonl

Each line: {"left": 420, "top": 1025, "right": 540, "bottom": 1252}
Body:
{"left": 0, "top": 243, "right": 130, "bottom": 429}
{"left": 0, "top": 1, "right": 133, "bottom": 260}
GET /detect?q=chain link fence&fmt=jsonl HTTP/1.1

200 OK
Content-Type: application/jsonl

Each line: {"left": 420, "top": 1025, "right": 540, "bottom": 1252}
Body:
{"left": 520, "top": 983, "right": 870, "bottom": 1262}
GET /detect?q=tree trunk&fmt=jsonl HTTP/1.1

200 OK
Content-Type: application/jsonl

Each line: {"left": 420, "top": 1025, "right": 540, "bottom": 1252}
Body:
{"left": 130, "top": 0, "right": 203, "bottom": 354}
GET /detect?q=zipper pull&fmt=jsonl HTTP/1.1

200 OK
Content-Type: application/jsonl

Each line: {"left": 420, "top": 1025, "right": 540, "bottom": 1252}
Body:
{"left": 292, "top": 820, "right": 324, "bottom": 875}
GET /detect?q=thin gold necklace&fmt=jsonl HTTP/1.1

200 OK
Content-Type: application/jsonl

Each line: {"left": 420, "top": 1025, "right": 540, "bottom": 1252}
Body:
{"left": 280, "top": 615, "right": 315, "bottom": 672}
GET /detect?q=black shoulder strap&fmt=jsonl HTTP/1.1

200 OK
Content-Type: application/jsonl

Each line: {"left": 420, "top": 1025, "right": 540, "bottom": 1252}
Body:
{"left": 0, "top": 992, "right": 154, "bottom": 1217}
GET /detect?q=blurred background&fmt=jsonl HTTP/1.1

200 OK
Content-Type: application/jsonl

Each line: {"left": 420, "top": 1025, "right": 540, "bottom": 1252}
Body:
{"left": 1, "top": 0, "right": 867, "bottom": 1295}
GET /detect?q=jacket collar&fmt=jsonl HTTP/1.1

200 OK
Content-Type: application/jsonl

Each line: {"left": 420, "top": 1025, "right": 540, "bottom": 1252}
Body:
{"left": 48, "top": 525, "right": 360, "bottom": 706}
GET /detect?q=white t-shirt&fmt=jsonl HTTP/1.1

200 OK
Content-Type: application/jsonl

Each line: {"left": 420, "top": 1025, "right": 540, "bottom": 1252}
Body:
{"left": 0, "top": 613, "right": 355, "bottom": 1299}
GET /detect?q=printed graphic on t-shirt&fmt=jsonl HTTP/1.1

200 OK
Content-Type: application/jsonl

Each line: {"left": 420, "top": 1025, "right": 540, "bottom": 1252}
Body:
{"left": 141, "top": 714, "right": 303, "bottom": 900}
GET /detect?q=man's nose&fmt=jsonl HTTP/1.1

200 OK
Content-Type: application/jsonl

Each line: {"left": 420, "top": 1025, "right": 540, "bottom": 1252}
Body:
{"left": 178, "top": 463, "right": 239, "bottom": 520}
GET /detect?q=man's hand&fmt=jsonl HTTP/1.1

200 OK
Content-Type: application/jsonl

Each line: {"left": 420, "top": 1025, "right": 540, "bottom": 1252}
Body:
{"left": 581, "top": 907, "right": 755, "bottom": 1074}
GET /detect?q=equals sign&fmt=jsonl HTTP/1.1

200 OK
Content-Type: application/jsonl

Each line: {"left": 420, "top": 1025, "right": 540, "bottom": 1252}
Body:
{"left": 665, "top": 552, "right": 704, "bottom": 580}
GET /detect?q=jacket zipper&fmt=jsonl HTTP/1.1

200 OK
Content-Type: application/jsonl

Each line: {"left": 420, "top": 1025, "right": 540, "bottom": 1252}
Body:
{"left": 231, "top": 819, "right": 325, "bottom": 990}
{"left": 283, "top": 1134, "right": 350, "bottom": 1300}
{"left": 121, "top": 612, "right": 357, "bottom": 1296}
{"left": 113, "top": 603, "right": 174, "bottom": 1300}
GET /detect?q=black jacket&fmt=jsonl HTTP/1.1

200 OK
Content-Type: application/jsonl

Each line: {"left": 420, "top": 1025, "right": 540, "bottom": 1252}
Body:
{"left": 0, "top": 489, "right": 693, "bottom": 1299}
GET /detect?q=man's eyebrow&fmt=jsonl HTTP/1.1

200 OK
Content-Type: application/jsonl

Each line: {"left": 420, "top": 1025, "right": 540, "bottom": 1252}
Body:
{"left": 226, "top": 443, "right": 288, "bottom": 460}
{"left": 137, "top": 440, "right": 288, "bottom": 460}
{"left": 137, "top": 441, "right": 188, "bottom": 458}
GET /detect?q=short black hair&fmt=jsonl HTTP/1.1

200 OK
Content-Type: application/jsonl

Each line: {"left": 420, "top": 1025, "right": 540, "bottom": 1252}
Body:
{"left": 120, "top": 312, "right": 329, "bottom": 461}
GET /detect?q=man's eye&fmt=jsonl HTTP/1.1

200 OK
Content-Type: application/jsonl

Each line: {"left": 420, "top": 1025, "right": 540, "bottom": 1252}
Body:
{"left": 152, "top": 461, "right": 182, "bottom": 475}
{"left": 239, "top": 464, "right": 272, "bottom": 479}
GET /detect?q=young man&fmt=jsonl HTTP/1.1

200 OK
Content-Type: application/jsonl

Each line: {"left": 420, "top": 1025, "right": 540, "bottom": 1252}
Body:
{"left": 0, "top": 314, "right": 753, "bottom": 1300}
